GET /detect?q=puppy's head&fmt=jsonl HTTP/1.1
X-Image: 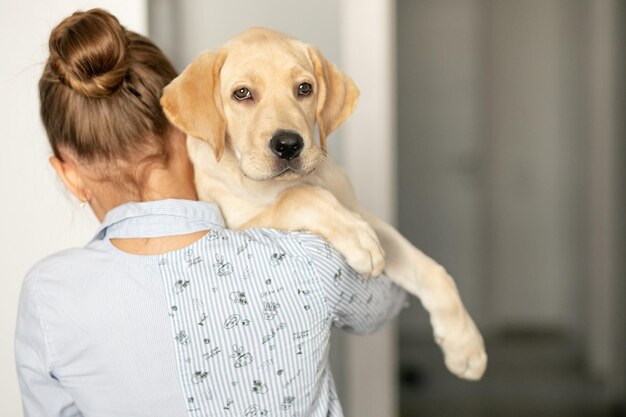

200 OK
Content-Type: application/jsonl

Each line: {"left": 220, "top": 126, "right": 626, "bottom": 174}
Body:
{"left": 161, "top": 27, "right": 359, "bottom": 181}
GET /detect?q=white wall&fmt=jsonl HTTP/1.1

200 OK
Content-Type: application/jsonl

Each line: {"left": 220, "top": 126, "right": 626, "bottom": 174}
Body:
{"left": 0, "top": 2, "right": 146, "bottom": 415}
{"left": 339, "top": 1, "right": 399, "bottom": 417}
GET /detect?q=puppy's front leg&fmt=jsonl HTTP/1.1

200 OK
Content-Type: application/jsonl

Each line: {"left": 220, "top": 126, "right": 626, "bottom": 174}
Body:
{"left": 239, "top": 185, "right": 385, "bottom": 276}
{"left": 360, "top": 211, "right": 487, "bottom": 380}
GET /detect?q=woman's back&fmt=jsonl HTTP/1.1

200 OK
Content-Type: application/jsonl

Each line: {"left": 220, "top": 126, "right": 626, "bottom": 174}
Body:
{"left": 16, "top": 199, "right": 404, "bottom": 416}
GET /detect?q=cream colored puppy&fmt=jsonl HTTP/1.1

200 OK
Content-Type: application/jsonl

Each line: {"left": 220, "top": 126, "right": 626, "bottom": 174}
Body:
{"left": 162, "top": 27, "right": 487, "bottom": 380}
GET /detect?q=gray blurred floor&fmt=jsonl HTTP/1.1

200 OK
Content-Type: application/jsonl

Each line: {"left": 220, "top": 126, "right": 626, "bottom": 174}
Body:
{"left": 399, "top": 331, "right": 618, "bottom": 417}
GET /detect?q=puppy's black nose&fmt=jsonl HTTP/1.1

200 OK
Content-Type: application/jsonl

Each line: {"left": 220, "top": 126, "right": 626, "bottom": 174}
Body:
{"left": 269, "top": 131, "right": 304, "bottom": 160}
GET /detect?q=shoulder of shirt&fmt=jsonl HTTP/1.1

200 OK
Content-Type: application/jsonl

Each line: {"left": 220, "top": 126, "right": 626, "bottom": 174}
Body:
{"left": 23, "top": 246, "right": 103, "bottom": 287}
{"left": 240, "top": 228, "right": 345, "bottom": 273}
{"left": 22, "top": 229, "right": 332, "bottom": 286}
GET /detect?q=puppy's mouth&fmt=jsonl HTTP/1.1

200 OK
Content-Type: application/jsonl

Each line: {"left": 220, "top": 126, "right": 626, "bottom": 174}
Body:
{"left": 273, "top": 158, "right": 304, "bottom": 175}
{"left": 240, "top": 158, "right": 315, "bottom": 181}
{"left": 264, "top": 159, "right": 314, "bottom": 181}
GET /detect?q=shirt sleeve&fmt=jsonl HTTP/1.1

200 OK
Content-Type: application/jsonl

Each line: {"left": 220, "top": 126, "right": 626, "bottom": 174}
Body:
{"left": 15, "top": 276, "right": 83, "bottom": 417}
{"left": 295, "top": 233, "right": 407, "bottom": 335}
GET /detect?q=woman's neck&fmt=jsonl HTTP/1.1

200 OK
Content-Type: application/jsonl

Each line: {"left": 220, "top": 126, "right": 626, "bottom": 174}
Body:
{"left": 107, "top": 167, "right": 203, "bottom": 256}
{"left": 141, "top": 163, "right": 198, "bottom": 201}
{"left": 90, "top": 168, "right": 197, "bottom": 222}
{"left": 88, "top": 131, "right": 199, "bottom": 221}
{"left": 101, "top": 134, "right": 204, "bottom": 255}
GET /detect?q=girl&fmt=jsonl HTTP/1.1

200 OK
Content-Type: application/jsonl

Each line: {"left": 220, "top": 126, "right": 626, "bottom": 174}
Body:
{"left": 15, "top": 9, "right": 405, "bottom": 417}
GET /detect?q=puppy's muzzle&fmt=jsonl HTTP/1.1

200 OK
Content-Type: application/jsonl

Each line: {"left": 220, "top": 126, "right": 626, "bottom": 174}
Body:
{"left": 269, "top": 131, "right": 303, "bottom": 161}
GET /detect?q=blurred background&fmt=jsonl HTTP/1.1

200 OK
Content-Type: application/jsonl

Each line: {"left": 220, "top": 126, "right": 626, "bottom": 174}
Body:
{"left": 394, "top": 0, "right": 625, "bottom": 414}
{"left": 1, "top": 1, "right": 624, "bottom": 416}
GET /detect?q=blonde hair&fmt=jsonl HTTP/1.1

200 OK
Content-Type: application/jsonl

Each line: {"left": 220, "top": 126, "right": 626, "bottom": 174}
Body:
{"left": 39, "top": 8, "right": 178, "bottom": 187}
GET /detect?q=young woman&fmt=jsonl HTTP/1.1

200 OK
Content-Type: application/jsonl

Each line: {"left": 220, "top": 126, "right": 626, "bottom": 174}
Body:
{"left": 15, "top": 9, "right": 405, "bottom": 417}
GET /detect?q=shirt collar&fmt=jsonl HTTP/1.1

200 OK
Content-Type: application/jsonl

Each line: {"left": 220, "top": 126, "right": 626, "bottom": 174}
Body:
{"left": 91, "top": 199, "right": 226, "bottom": 242}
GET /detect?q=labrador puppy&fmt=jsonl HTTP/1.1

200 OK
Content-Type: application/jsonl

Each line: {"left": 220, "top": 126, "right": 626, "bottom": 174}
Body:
{"left": 161, "top": 27, "right": 487, "bottom": 380}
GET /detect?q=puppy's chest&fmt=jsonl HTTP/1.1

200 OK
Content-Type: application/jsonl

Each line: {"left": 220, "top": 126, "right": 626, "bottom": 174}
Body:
{"left": 213, "top": 195, "right": 267, "bottom": 229}
{"left": 194, "top": 173, "right": 308, "bottom": 230}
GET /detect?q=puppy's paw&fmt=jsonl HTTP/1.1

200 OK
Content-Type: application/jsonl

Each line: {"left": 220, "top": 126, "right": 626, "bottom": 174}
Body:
{"left": 434, "top": 316, "right": 487, "bottom": 380}
{"left": 328, "top": 212, "right": 385, "bottom": 276}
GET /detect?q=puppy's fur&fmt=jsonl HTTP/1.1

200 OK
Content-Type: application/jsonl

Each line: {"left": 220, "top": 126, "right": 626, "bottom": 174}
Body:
{"left": 162, "top": 28, "right": 487, "bottom": 379}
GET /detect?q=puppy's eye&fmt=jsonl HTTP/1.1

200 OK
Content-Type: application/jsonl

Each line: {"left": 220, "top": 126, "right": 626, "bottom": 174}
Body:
{"left": 298, "top": 83, "right": 312, "bottom": 96}
{"left": 233, "top": 88, "right": 252, "bottom": 101}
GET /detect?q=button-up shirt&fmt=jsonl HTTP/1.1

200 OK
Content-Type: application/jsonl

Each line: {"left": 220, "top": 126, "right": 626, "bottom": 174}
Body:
{"left": 15, "top": 199, "right": 405, "bottom": 417}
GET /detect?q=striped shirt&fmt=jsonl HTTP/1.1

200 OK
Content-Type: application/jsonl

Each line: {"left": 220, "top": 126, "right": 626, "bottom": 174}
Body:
{"left": 15, "top": 199, "right": 406, "bottom": 417}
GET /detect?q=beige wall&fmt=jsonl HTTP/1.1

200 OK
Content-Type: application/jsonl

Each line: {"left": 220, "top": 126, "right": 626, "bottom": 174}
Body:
{"left": 0, "top": 2, "right": 146, "bottom": 415}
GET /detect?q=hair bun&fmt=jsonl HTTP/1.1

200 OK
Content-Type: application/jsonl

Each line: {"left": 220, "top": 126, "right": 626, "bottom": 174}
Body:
{"left": 49, "top": 8, "right": 128, "bottom": 98}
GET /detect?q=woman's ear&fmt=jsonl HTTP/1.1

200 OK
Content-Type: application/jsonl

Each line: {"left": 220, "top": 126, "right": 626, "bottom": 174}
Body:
{"left": 49, "top": 156, "right": 89, "bottom": 202}
{"left": 161, "top": 50, "right": 227, "bottom": 161}
{"left": 307, "top": 46, "right": 360, "bottom": 152}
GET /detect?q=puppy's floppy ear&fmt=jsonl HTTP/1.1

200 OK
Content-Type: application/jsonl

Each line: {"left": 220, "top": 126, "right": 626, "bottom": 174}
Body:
{"left": 161, "top": 50, "right": 227, "bottom": 161}
{"left": 307, "top": 46, "right": 360, "bottom": 151}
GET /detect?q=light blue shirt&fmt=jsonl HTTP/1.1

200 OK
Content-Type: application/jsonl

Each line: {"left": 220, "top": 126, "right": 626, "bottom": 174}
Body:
{"left": 15, "top": 199, "right": 406, "bottom": 417}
